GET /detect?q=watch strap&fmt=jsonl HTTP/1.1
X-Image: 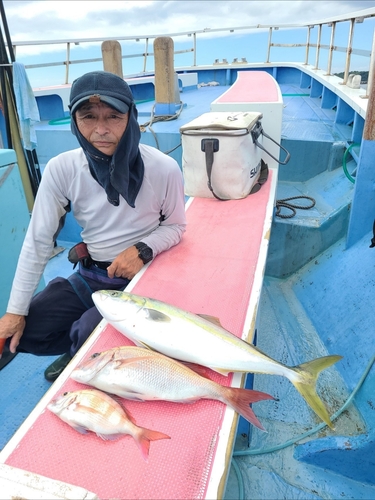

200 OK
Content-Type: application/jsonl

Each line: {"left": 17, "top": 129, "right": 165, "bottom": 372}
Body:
{"left": 135, "top": 242, "right": 153, "bottom": 264}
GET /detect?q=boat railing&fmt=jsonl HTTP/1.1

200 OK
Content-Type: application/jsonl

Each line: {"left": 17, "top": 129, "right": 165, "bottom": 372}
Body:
{"left": 6, "top": 7, "right": 375, "bottom": 95}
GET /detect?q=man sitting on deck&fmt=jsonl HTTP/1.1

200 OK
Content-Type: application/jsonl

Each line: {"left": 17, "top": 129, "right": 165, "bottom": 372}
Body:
{"left": 0, "top": 70, "right": 186, "bottom": 381}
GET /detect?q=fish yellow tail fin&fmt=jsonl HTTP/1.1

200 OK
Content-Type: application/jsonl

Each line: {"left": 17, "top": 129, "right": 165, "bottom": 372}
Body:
{"left": 292, "top": 355, "right": 342, "bottom": 429}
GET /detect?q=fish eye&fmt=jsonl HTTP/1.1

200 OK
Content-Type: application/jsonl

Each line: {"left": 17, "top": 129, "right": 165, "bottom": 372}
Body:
{"left": 63, "top": 392, "right": 68, "bottom": 396}
{"left": 91, "top": 352, "right": 100, "bottom": 358}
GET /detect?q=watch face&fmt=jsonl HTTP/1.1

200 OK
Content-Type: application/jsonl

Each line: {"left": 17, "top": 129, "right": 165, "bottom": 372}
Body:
{"left": 141, "top": 247, "right": 153, "bottom": 261}
{"left": 136, "top": 243, "right": 153, "bottom": 263}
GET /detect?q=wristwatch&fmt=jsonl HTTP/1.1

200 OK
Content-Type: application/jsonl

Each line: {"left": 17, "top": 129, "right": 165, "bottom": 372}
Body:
{"left": 135, "top": 242, "right": 153, "bottom": 264}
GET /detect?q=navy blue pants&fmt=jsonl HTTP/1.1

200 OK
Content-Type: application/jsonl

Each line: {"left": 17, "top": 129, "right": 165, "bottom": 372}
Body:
{"left": 17, "top": 265, "right": 129, "bottom": 357}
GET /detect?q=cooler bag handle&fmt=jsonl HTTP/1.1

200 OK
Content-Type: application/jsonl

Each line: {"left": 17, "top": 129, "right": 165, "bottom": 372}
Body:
{"left": 201, "top": 138, "right": 227, "bottom": 200}
{"left": 251, "top": 121, "right": 290, "bottom": 165}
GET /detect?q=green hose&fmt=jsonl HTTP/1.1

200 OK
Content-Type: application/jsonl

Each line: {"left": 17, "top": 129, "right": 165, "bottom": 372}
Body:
{"left": 234, "top": 352, "right": 374, "bottom": 457}
{"left": 342, "top": 143, "right": 360, "bottom": 184}
{"left": 231, "top": 352, "right": 375, "bottom": 498}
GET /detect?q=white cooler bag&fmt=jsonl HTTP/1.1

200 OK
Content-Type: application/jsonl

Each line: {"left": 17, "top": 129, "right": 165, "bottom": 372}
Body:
{"left": 180, "top": 111, "right": 265, "bottom": 200}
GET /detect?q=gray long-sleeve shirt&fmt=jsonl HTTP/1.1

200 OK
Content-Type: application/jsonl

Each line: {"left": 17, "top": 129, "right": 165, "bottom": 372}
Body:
{"left": 8, "top": 144, "right": 186, "bottom": 315}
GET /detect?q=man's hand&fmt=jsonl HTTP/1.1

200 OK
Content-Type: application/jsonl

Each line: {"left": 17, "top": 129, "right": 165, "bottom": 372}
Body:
{"left": 107, "top": 246, "right": 144, "bottom": 280}
{"left": 0, "top": 312, "right": 26, "bottom": 354}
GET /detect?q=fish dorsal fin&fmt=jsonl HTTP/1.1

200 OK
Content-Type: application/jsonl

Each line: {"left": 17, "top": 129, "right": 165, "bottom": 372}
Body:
{"left": 145, "top": 308, "right": 171, "bottom": 322}
{"left": 197, "top": 314, "right": 224, "bottom": 328}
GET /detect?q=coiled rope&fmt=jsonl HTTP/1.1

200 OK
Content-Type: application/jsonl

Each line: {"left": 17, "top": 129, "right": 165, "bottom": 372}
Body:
{"left": 275, "top": 195, "right": 316, "bottom": 218}
{"left": 140, "top": 102, "right": 184, "bottom": 154}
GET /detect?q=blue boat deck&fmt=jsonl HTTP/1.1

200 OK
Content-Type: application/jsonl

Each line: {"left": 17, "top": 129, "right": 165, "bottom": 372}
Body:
{"left": 268, "top": 81, "right": 358, "bottom": 278}
{"left": 225, "top": 226, "right": 375, "bottom": 499}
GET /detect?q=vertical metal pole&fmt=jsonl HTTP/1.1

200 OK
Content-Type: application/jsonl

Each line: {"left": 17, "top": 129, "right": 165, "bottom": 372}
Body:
{"left": 266, "top": 27, "right": 273, "bottom": 63}
{"left": 143, "top": 38, "right": 149, "bottom": 73}
{"left": 326, "top": 22, "right": 336, "bottom": 75}
{"left": 313, "top": 24, "right": 322, "bottom": 69}
{"left": 65, "top": 42, "right": 70, "bottom": 84}
{"left": 0, "top": 2, "right": 15, "bottom": 149}
{"left": 193, "top": 32, "right": 196, "bottom": 66}
{"left": 0, "top": 0, "right": 14, "bottom": 62}
{"left": 304, "top": 26, "right": 312, "bottom": 65}
{"left": 342, "top": 18, "right": 355, "bottom": 85}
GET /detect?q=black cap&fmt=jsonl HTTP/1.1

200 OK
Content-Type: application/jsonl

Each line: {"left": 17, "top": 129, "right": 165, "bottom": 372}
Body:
{"left": 69, "top": 71, "right": 134, "bottom": 115}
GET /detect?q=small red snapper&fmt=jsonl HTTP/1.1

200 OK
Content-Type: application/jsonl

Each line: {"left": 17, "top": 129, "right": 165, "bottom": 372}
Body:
{"left": 92, "top": 290, "right": 343, "bottom": 429}
{"left": 47, "top": 388, "right": 170, "bottom": 460}
{"left": 71, "top": 346, "right": 274, "bottom": 430}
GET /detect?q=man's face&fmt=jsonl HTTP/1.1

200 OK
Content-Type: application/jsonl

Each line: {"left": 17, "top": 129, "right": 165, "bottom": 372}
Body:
{"left": 75, "top": 101, "right": 129, "bottom": 156}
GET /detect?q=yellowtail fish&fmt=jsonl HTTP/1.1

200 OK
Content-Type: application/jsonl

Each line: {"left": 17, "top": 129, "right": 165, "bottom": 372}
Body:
{"left": 92, "top": 290, "right": 343, "bottom": 428}
{"left": 71, "top": 346, "right": 274, "bottom": 430}
{"left": 47, "top": 388, "right": 170, "bottom": 460}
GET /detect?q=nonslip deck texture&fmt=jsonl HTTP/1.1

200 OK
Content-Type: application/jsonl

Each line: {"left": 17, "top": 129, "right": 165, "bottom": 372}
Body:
{"left": 4, "top": 176, "right": 272, "bottom": 500}
{"left": 215, "top": 71, "right": 280, "bottom": 103}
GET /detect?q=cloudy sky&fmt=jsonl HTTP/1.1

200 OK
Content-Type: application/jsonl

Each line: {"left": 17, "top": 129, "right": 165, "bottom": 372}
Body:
{"left": 2, "top": 0, "right": 374, "bottom": 86}
{"left": 3, "top": 0, "right": 375, "bottom": 42}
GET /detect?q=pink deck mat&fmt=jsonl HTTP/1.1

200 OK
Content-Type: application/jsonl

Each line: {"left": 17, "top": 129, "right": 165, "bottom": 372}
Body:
{"left": 5, "top": 173, "right": 273, "bottom": 499}
{"left": 215, "top": 71, "right": 280, "bottom": 103}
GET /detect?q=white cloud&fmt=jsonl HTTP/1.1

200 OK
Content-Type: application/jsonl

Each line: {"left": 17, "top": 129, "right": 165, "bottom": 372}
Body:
{"left": 3, "top": 0, "right": 375, "bottom": 84}
{"left": 4, "top": 0, "right": 375, "bottom": 43}
{"left": 6, "top": 1, "right": 149, "bottom": 21}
